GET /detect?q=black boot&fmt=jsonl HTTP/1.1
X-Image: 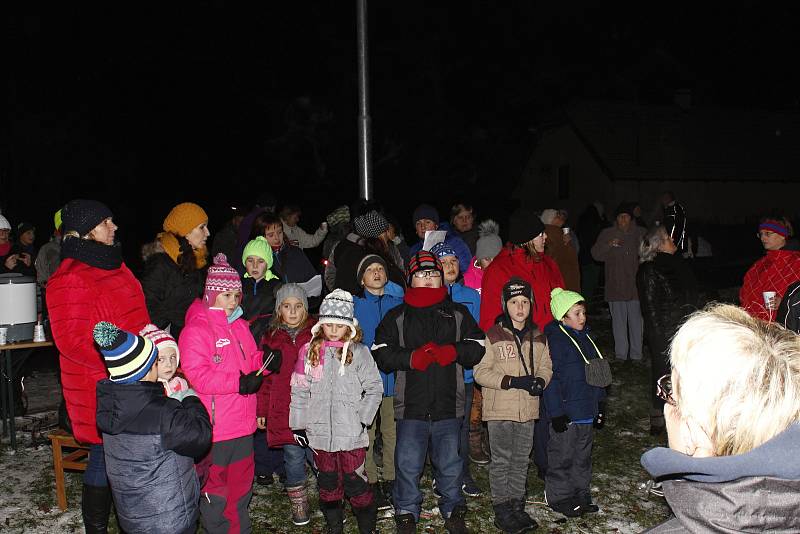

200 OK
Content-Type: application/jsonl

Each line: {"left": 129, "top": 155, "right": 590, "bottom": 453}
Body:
{"left": 352, "top": 500, "right": 377, "bottom": 533}
{"left": 493, "top": 501, "right": 520, "bottom": 533}
{"left": 510, "top": 498, "right": 538, "bottom": 532}
{"left": 81, "top": 484, "right": 112, "bottom": 534}
{"left": 319, "top": 499, "right": 344, "bottom": 534}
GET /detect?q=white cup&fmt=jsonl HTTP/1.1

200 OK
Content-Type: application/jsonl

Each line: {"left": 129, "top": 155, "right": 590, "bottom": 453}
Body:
{"left": 0, "top": 327, "right": 7, "bottom": 345}
{"left": 763, "top": 291, "right": 777, "bottom": 310}
{"left": 33, "top": 324, "right": 46, "bottom": 342}
{"left": 562, "top": 227, "right": 570, "bottom": 235}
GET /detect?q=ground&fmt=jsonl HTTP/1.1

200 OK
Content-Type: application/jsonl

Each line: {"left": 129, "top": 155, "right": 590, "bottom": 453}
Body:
{"left": 2, "top": 293, "right": 741, "bottom": 533}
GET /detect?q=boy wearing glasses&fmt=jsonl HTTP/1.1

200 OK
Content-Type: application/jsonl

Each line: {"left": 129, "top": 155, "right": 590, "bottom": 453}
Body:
{"left": 542, "top": 288, "right": 607, "bottom": 518}
{"left": 373, "top": 250, "right": 486, "bottom": 534}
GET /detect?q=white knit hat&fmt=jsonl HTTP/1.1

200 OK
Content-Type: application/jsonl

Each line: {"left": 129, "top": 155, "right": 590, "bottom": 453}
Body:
{"left": 0, "top": 215, "right": 10, "bottom": 231}
{"left": 311, "top": 289, "right": 359, "bottom": 375}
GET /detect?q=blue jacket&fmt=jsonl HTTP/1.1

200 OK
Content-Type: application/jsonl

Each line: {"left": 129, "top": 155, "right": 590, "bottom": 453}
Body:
{"left": 447, "top": 282, "right": 481, "bottom": 383}
{"left": 96, "top": 379, "right": 212, "bottom": 534}
{"left": 409, "top": 227, "right": 472, "bottom": 275}
{"left": 354, "top": 287, "right": 404, "bottom": 396}
{"left": 542, "top": 321, "right": 607, "bottom": 421}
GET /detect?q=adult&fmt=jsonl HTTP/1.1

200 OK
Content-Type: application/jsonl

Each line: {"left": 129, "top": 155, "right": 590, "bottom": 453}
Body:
{"left": 373, "top": 251, "right": 485, "bottom": 534}
{"left": 140, "top": 202, "right": 210, "bottom": 340}
{"left": 234, "top": 193, "right": 278, "bottom": 274}
{"left": 739, "top": 215, "right": 800, "bottom": 322}
{"left": 449, "top": 203, "right": 478, "bottom": 256}
{"left": 210, "top": 204, "right": 244, "bottom": 264}
{"left": 279, "top": 204, "right": 328, "bottom": 249}
{"left": 590, "top": 203, "right": 647, "bottom": 361}
{"left": 408, "top": 204, "right": 472, "bottom": 276}
{"left": 0, "top": 215, "right": 35, "bottom": 278}
{"left": 35, "top": 209, "right": 63, "bottom": 321}
{"left": 541, "top": 209, "right": 580, "bottom": 292}
{"left": 659, "top": 191, "right": 688, "bottom": 255}
{"left": 640, "top": 304, "right": 800, "bottom": 532}
{"left": 575, "top": 203, "right": 608, "bottom": 301}
{"left": 15, "top": 221, "right": 38, "bottom": 259}
{"left": 479, "top": 208, "right": 565, "bottom": 332}
{"left": 47, "top": 199, "right": 150, "bottom": 532}
{"left": 636, "top": 226, "right": 698, "bottom": 435}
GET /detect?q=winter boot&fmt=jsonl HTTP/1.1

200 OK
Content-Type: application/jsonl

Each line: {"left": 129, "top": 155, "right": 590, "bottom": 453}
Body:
{"left": 319, "top": 500, "right": 344, "bottom": 534}
{"left": 395, "top": 512, "right": 417, "bottom": 534}
{"left": 468, "top": 429, "right": 490, "bottom": 465}
{"left": 510, "top": 498, "right": 538, "bottom": 532}
{"left": 352, "top": 500, "right": 378, "bottom": 533}
{"left": 493, "top": 501, "right": 525, "bottom": 534}
{"left": 81, "top": 484, "right": 112, "bottom": 534}
{"left": 444, "top": 504, "right": 469, "bottom": 534}
{"left": 371, "top": 482, "right": 392, "bottom": 510}
{"left": 286, "top": 483, "right": 311, "bottom": 525}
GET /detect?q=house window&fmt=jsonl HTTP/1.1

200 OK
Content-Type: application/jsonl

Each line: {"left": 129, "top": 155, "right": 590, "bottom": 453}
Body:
{"left": 557, "top": 165, "right": 570, "bottom": 200}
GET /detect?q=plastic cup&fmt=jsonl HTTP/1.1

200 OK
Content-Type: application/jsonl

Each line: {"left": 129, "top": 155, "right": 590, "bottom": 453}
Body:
{"left": 33, "top": 324, "right": 46, "bottom": 342}
{"left": 563, "top": 227, "right": 570, "bottom": 235}
{"left": 0, "top": 327, "right": 7, "bottom": 345}
{"left": 763, "top": 291, "right": 777, "bottom": 310}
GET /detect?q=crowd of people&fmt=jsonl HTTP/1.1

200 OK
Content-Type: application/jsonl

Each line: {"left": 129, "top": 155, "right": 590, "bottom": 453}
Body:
{"left": 4, "top": 190, "right": 800, "bottom": 533}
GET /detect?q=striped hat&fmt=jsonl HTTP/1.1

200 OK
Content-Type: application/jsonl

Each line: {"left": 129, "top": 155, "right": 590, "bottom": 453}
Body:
{"left": 140, "top": 324, "right": 180, "bottom": 366}
{"left": 311, "top": 289, "right": 359, "bottom": 376}
{"left": 407, "top": 250, "right": 443, "bottom": 285}
{"left": 204, "top": 253, "right": 242, "bottom": 306}
{"left": 94, "top": 322, "right": 158, "bottom": 384}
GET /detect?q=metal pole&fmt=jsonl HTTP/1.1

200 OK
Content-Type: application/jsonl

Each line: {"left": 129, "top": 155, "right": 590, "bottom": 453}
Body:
{"left": 356, "top": 0, "right": 373, "bottom": 201}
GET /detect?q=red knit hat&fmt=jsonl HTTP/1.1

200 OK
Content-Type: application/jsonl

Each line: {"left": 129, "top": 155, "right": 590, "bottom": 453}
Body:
{"left": 204, "top": 253, "right": 242, "bottom": 306}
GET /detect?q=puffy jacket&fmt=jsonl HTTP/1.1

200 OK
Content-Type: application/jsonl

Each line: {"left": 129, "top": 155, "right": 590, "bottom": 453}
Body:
{"left": 47, "top": 258, "right": 150, "bottom": 444}
{"left": 332, "top": 234, "right": 367, "bottom": 294}
{"left": 479, "top": 246, "right": 565, "bottom": 332}
{"left": 447, "top": 282, "right": 480, "bottom": 383}
{"left": 96, "top": 380, "right": 211, "bottom": 534}
{"left": 257, "top": 320, "right": 315, "bottom": 447}
{"left": 542, "top": 321, "right": 606, "bottom": 421}
{"left": 474, "top": 321, "right": 552, "bottom": 423}
{"left": 462, "top": 258, "right": 484, "bottom": 294}
{"left": 289, "top": 342, "right": 383, "bottom": 452}
{"left": 241, "top": 276, "right": 281, "bottom": 343}
{"left": 373, "top": 287, "right": 486, "bottom": 421}
{"left": 179, "top": 300, "right": 265, "bottom": 442}
{"left": 739, "top": 249, "right": 800, "bottom": 322}
{"left": 590, "top": 225, "right": 647, "bottom": 301}
{"left": 354, "top": 290, "right": 404, "bottom": 397}
{"left": 140, "top": 252, "right": 205, "bottom": 340}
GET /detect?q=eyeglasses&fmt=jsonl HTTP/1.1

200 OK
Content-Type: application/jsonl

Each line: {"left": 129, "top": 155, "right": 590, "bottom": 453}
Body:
{"left": 412, "top": 270, "right": 441, "bottom": 279}
{"left": 656, "top": 374, "right": 676, "bottom": 406}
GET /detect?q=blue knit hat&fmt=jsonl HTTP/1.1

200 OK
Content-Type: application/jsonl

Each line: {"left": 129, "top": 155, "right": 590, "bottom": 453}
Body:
{"left": 430, "top": 242, "right": 458, "bottom": 260}
{"left": 94, "top": 322, "right": 158, "bottom": 384}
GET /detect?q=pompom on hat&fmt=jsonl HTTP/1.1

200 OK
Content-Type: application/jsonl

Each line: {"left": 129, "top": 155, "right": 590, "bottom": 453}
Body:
{"left": 62, "top": 199, "right": 113, "bottom": 237}
{"left": 204, "top": 253, "right": 242, "bottom": 306}
{"left": 550, "top": 287, "right": 586, "bottom": 321}
{"left": 163, "top": 202, "right": 208, "bottom": 237}
{"left": 140, "top": 324, "right": 180, "bottom": 366}
{"left": 475, "top": 219, "right": 502, "bottom": 260}
{"left": 94, "top": 322, "right": 158, "bottom": 384}
{"left": 312, "top": 288, "right": 359, "bottom": 376}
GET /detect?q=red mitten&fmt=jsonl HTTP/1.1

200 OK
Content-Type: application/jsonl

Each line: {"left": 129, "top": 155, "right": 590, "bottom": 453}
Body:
{"left": 410, "top": 343, "right": 436, "bottom": 371}
{"left": 432, "top": 344, "right": 457, "bottom": 366}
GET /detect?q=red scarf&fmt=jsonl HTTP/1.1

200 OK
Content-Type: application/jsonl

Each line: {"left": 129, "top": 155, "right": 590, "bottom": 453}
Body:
{"left": 404, "top": 286, "right": 447, "bottom": 308}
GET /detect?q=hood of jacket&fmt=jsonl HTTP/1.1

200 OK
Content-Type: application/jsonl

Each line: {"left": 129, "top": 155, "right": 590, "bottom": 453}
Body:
{"left": 96, "top": 379, "right": 164, "bottom": 435}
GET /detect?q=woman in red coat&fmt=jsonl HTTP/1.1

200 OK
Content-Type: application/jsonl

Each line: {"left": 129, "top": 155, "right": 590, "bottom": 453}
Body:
{"left": 479, "top": 209, "right": 565, "bottom": 332}
{"left": 47, "top": 199, "right": 150, "bottom": 533}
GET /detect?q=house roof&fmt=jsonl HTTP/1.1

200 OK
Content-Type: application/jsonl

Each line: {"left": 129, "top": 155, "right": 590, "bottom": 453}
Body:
{"left": 564, "top": 100, "right": 800, "bottom": 182}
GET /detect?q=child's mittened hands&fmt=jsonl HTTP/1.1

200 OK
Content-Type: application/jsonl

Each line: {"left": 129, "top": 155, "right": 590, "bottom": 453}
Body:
{"left": 530, "top": 377, "right": 546, "bottom": 397}
{"left": 292, "top": 429, "right": 309, "bottom": 448}
{"left": 431, "top": 344, "right": 457, "bottom": 366}
{"left": 508, "top": 375, "right": 536, "bottom": 393}
{"left": 551, "top": 415, "right": 570, "bottom": 433}
{"left": 239, "top": 370, "right": 264, "bottom": 395}
{"left": 410, "top": 343, "right": 436, "bottom": 371}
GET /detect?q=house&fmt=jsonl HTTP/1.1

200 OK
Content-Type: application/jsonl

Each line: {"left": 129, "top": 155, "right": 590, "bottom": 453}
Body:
{"left": 515, "top": 99, "right": 800, "bottom": 224}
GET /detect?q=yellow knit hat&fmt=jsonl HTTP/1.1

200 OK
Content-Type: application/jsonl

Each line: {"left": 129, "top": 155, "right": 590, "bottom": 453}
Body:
{"left": 163, "top": 202, "right": 208, "bottom": 237}
{"left": 550, "top": 287, "right": 586, "bottom": 321}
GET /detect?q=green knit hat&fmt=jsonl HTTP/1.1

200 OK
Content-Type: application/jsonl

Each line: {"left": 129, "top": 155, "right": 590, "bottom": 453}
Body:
{"left": 242, "top": 236, "right": 278, "bottom": 281}
{"left": 550, "top": 287, "right": 585, "bottom": 321}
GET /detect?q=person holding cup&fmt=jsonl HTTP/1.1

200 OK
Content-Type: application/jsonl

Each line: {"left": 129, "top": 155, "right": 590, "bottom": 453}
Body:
{"left": 541, "top": 209, "right": 580, "bottom": 292}
{"left": 739, "top": 215, "right": 800, "bottom": 322}
{"left": 0, "top": 215, "right": 36, "bottom": 278}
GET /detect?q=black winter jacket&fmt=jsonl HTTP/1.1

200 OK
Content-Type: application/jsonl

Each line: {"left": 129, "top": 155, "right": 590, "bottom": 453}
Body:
{"left": 140, "top": 253, "right": 206, "bottom": 340}
{"left": 372, "top": 287, "right": 485, "bottom": 421}
{"left": 241, "top": 276, "right": 281, "bottom": 343}
{"left": 96, "top": 380, "right": 212, "bottom": 534}
{"left": 777, "top": 280, "right": 800, "bottom": 334}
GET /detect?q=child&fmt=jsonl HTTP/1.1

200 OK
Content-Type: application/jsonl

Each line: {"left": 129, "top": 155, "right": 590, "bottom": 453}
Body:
{"left": 543, "top": 287, "right": 608, "bottom": 517}
{"left": 240, "top": 236, "right": 281, "bottom": 343}
{"left": 289, "top": 289, "right": 383, "bottom": 533}
{"left": 474, "top": 278, "right": 552, "bottom": 533}
{"left": 95, "top": 321, "right": 212, "bottom": 534}
{"left": 179, "top": 253, "right": 282, "bottom": 534}
{"left": 256, "top": 284, "right": 316, "bottom": 525}
{"left": 463, "top": 219, "right": 502, "bottom": 294}
{"left": 140, "top": 323, "right": 189, "bottom": 398}
{"left": 353, "top": 254, "right": 404, "bottom": 510}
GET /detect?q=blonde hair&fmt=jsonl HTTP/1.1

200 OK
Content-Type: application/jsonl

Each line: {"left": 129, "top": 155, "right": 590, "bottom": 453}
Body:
{"left": 307, "top": 323, "right": 363, "bottom": 368}
{"left": 670, "top": 303, "right": 800, "bottom": 456}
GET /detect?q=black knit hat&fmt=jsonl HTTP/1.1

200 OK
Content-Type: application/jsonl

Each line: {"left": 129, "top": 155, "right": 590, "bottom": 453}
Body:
{"left": 356, "top": 254, "right": 388, "bottom": 286}
{"left": 353, "top": 210, "right": 389, "bottom": 238}
{"left": 62, "top": 199, "right": 113, "bottom": 237}
{"left": 502, "top": 277, "right": 533, "bottom": 310}
{"left": 615, "top": 202, "right": 634, "bottom": 218}
{"left": 507, "top": 208, "right": 545, "bottom": 245}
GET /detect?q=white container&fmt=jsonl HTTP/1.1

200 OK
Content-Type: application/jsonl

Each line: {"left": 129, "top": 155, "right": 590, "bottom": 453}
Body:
{"left": 763, "top": 291, "right": 777, "bottom": 311}
{"left": 0, "top": 274, "right": 37, "bottom": 342}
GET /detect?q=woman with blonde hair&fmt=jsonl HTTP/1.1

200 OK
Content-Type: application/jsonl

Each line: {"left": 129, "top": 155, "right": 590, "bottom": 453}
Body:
{"left": 641, "top": 303, "right": 800, "bottom": 532}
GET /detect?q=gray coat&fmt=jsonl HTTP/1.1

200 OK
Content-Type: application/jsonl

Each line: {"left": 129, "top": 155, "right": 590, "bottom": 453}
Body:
{"left": 590, "top": 225, "right": 646, "bottom": 301}
{"left": 290, "top": 342, "right": 383, "bottom": 452}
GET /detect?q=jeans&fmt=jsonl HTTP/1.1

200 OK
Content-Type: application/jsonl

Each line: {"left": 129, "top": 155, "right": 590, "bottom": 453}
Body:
{"left": 84, "top": 443, "right": 108, "bottom": 486}
{"left": 459, "top": 383, "right": 475, "bottom": 482}
{"left": 284, "top": 443, "right": 314, "bottom": 486}
{"left": 395, "top": 417, "right": 463, "bottom": 520}
{"left": 253, "top": 429, "right": 285, "bottom": 478}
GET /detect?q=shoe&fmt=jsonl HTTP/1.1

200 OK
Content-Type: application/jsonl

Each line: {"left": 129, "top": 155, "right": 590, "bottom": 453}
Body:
{"left": 468, "top": 430, "right": 490, "bottom": 465}
{"left": 286, "top": 483, "right": 311, "bottom": 525}
{"left": 255, "top": 474, "right": 273, "bottom": 486}
{"left": 509, "top": 499, "right": 538, "bottom": 532}
{"left": 548, "top": 497, "right": 582, "bottom": 518}
{"left": 395, "top": 512, "right": 416, "bottom": 534}
{"left": 647, "top": 481, "right": 664, "bottom": 497}
{"left": 81, "top": 484, "right": 112, "bottom": 534}
{"left": 650, "top": 424, "right": 666, "bottom": 436}
{"left": 493, "top": 501, "right": 527, "bottom": 534}
{"left": 319, "top": 499, "right": 344, "bottom": 534}
{"left": 461, "top": 479, "right": 482, "bottom": 498}
{"left": 353, "top": 500, "right": 378, "bottom": 533}
{"left": 443, "top": 504, "right": 469, "bottom": 534}
{"left": 381, "top": 479, "right": 394, "bottom": 503}
{"left": 371, "top": 482, "right": 392, "bottom": 511}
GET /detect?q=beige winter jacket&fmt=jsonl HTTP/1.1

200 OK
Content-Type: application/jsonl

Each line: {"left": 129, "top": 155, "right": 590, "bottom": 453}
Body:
{"left": 474, "top": 323, "right": 553, "bottom": 423}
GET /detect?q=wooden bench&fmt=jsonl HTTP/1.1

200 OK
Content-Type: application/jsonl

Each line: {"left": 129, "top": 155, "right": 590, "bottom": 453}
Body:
{"left": 48, "top": 429, "right": 89, "bottom": 510}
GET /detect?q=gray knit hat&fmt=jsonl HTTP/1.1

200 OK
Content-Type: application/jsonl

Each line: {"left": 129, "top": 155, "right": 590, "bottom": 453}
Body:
{"left": 274, "top": 283, "right": 308, "bottom": 313}
{"left": 353, "top": 210, "right": 389, "bottom": 238}
{"left": 356, "top": 254, "right": 388, "bottom": 286}
{"left": 475, "top": 219, "right": 502, "bottom": 260}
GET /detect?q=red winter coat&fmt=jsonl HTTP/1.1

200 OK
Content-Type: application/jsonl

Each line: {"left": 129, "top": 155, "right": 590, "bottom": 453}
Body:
{"left": 257, "top": 318, "right": 316, "bottom": 447}
{"left": 47, "top": 259, "right": 150, "bottom": 444}
{"left": 740, "top": 249, "right": 800, "bottom": 322}
{"left": 479, "top": 245, "right": 565, "bottom": 332}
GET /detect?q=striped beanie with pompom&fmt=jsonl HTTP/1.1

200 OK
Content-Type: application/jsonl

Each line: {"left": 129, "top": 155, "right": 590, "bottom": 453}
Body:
{"left": 139, "top": 324, "right": 180, "bottom": 366}
{"left": 204, "top": 253, "right": 242, "bottom": 306}
{"left": 94, "top": 322, "right": 158, "bottom": 384}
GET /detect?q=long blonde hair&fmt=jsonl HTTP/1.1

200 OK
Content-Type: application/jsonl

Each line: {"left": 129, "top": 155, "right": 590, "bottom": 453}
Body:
{"left": 307, "top": 323, "right": 363, "bottom": 368}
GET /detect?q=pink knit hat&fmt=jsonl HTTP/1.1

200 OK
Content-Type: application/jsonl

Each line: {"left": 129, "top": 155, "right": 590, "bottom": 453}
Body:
{"left": 139, "top": 324, "right": 180, "bottom": 366}
{"left": 204, "top": 253, "right": 242, "bottom": 306}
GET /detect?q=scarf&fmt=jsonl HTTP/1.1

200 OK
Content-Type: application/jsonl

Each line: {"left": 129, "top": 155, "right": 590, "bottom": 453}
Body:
{"left": 61, "top": 237, "right": 122, "bottom": 270}
{"left": 404, "top": 286, "right": 448, "bottom": 308}
{"left": 290, "top": 340, "right": 345, "bottom": 386}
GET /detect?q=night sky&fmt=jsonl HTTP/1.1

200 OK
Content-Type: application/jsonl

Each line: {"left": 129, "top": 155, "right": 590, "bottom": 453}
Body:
{"left": 5, "top": 4, "right": 799, "bottom": 262}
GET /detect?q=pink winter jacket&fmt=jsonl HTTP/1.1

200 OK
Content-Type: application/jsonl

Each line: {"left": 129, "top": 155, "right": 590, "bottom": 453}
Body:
{"left": 179, "top": 299, "right": 265, "bottom": 442}
{"left": 462, "top": 257, "right": 484, "bottom": 294}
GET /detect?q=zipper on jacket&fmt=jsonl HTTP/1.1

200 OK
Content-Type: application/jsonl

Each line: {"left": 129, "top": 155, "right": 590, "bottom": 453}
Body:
{"left": 211, "top": 395, "right": 216, "bottom": 426}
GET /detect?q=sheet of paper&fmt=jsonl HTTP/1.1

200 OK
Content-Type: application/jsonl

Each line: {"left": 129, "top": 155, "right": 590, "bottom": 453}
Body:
{"left": 422, "top": 230, "right": 447, "bottom": 251}
{"left": 298, "top": 274, "right": 323, "bottom": 297}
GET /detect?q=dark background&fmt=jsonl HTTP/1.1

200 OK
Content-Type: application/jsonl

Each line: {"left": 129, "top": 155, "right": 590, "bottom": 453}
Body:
{"left": 5, "top": 4, "right": 799, "bottom": 269}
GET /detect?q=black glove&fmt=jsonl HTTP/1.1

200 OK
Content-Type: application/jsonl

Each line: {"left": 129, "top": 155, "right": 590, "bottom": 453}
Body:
{"left": 293, "top": 429, "right": 309, "bottom": 448}
{"left": 263, "top": 350, "right": 283, "bottom": 373}
{"left": 508, "top": 375, "right": 546, "bottom": 396}
{"left": 551, "top": 415, "right": 570, "bottom": 433}
{"left": 239, "top": 370, "right": 264, "bottom": 395}
{"left": 530, "top": 377, "right": 546, "bottom": 397}
{"left": 594, "top": 403, "right": 606, "bottom": 430}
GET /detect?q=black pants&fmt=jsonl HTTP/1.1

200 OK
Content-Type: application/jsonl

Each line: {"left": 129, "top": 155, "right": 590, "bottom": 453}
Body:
{"left": 545, "top": 423, "right": 593, "bottom": 504}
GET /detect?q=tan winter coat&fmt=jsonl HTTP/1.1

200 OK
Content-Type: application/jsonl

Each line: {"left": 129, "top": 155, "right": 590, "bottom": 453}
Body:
{"left": 474, "top": 322, "right": 553, "bottom": 423}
